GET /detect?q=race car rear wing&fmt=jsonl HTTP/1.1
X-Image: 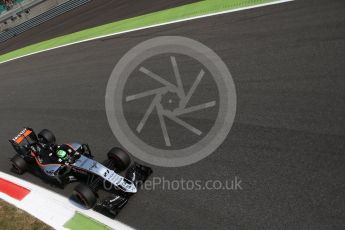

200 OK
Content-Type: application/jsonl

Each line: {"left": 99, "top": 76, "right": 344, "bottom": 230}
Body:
{"left": 9, "top": 128, "right": 39, "bottom": 156}
{"left": 9, "top": 127, "right": 38, "bottom": 145}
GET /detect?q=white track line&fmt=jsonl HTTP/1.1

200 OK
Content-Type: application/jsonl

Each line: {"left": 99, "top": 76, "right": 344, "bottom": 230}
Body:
{"left": 0, "top": 0, "right": 294, "bottom": 65}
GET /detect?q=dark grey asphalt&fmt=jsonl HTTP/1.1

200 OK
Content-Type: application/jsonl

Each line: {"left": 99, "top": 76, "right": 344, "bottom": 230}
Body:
{"left": 1, "top": 0, "right": 345, "bottom": 229}
{"left": 0, "top": 0, "right": 198, "bottom": 55}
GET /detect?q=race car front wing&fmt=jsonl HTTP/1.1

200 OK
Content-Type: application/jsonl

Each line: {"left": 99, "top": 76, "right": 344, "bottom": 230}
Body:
{"left": 93, "top": 163, "right": 152, "bottom": 218}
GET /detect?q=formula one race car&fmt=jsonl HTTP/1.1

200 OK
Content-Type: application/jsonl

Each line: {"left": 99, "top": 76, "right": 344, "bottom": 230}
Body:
{"left": 9, "top": 127, "right": 152, "bottom": 218}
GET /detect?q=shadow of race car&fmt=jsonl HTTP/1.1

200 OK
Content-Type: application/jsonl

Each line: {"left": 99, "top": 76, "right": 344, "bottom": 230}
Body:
{"left": 9, "top": 127, "right": 152, "bottom": 218}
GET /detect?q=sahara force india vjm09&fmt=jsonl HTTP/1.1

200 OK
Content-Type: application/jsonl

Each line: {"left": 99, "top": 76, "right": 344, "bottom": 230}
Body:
{"left": 9, "top": 127, "right": 152, "bottom": 218}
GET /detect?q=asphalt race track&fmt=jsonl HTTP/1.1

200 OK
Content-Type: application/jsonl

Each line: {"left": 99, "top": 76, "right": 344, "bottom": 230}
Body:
{"left": 1, "top": 0, "right": 345, "bottom": 229}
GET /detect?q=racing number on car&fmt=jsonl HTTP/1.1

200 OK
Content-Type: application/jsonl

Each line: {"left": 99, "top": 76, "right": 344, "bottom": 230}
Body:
{"left": 104, "top": 169, "right": 109, "bottom": 177}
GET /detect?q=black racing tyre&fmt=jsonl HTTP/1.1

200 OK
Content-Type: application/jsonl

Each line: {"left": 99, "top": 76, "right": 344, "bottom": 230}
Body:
{"left": 107, "top": 147, "right": 131, "bottom": 171}
{"left": 73, "top": 183, "right": 97, "bottom": 209}
{"left": 11, "top": 155, "right": 28, "bottom": 175}
{"left": 38, "top": 129, "right": 56, "bottom": 145}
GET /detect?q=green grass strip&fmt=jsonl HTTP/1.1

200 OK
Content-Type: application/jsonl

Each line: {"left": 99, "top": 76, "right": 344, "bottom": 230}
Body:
{"left": 63, "top": 212, "right": 111, "bottom": 230}
{"left": 0, "top": 0, "right": 276, "bottom": 63}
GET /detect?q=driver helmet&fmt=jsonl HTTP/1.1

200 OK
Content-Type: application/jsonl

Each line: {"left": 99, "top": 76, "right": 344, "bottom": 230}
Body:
{"left": 57, "top": 149, "right": 68, "bottom": 160}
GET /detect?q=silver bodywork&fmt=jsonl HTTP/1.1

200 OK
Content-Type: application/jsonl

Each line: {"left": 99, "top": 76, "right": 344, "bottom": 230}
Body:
{"left": 72, "top": 155, "right": 137, "bottom": 193}
{"left": 42, "top": 164, "right": 61, "bottom": 176}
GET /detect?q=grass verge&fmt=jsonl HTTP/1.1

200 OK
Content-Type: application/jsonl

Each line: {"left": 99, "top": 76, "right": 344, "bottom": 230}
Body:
{"left": 0, "top": 199, "right": 52, "bottom": 230}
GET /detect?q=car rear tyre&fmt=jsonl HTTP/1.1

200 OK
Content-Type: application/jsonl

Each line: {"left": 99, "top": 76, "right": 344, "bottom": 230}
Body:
{"left": 73, "top": 183, "right": 97, "bottom": 209}
{"left": 107, "top": 147, "right": 131, "bottom": 171}
{"left": 38, "top": 129, "right": 56, "bottom": 145}
{"left": 11, "top": 155, "right": 27, "bottom": 174}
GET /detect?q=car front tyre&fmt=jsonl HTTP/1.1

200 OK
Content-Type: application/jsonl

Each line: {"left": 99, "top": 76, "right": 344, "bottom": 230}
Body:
{"left": 107, "top": 147, "right": 131, "bottom": 171}
{"left": 73, "top": 183, "right": 97, "bottom": 209}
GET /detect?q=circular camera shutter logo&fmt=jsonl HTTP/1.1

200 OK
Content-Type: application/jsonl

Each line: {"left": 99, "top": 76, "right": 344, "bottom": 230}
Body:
{"left": 105, "top": 36, "right": 236, "bottom": 167}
